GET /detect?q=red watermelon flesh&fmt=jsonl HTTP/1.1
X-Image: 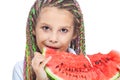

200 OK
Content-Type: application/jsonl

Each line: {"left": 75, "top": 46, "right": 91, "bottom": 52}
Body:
{"left": 43, "top": 48, "right": 120, "bottom": 80}
{"left": 88, "top": 52, "right": 119, "bottom": 78}
{"left": 108, "top": 50, "right": 120, "bottom": 65}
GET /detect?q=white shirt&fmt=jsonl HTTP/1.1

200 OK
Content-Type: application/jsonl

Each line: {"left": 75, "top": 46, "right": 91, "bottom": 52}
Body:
{"left": 12, "top": 48, "right": 76, "bottom": 80}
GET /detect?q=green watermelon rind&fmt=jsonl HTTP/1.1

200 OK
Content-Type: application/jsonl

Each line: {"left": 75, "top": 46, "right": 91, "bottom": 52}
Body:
{"left": 42, "top": 48, "right": 46, "bottom": 56}
{"left": 45, "top": 67, "right": 63, "bottom": 80}
{"left": 110, "top": 72, "right": 120, "bottom": 80}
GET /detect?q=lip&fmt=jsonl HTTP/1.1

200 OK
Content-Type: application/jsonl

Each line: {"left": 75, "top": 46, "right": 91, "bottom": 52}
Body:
{"left": 45, "top": 45, "right": 59, "bottom": 50}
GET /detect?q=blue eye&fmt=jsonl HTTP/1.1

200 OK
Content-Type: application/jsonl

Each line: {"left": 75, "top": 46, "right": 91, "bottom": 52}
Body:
{"left": 42, "top": 26, "right": 50, "bottom": 31}
{"left": 60, "top": 28, "right": 68, "bottom": 33}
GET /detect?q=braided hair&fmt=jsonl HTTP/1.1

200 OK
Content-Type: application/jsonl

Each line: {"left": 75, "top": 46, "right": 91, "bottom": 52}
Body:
{"left": 24, "top": 0, "right": 85, "bottom": 80}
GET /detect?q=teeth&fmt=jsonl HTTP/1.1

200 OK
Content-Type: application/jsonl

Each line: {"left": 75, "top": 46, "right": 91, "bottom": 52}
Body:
{"left": 47, "top": 46, "right": 58, "bottom": 49}
{"left": 50, "top": 47, "right": 58, "bottom": 49}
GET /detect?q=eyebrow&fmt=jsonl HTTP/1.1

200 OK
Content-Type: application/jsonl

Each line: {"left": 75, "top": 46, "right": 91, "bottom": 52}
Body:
{"left": 60, "top": 26, "right": 72, "bottom": 29}
{"left": 40, "top": 23, "right": 50, "bottom": 26}
{"left": 40, "top": 22, "right": 72, "bottom": 29}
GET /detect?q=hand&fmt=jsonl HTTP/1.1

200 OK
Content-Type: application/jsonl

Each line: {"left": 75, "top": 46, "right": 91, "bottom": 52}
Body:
{"left": 117, "top": 65, "right": 120, "bottom": 80}
{"left": 31, "top": 52, "right": 51, "bottom": 80}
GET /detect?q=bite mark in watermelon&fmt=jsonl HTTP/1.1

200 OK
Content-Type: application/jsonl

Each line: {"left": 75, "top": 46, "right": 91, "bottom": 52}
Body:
{"left": 43, "top": 48, "right": 120, "bottom": 80}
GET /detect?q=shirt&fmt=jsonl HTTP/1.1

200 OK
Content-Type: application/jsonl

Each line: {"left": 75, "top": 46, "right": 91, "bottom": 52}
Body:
{"left": 12, "top": 48, "right": 76, "bottom": 80}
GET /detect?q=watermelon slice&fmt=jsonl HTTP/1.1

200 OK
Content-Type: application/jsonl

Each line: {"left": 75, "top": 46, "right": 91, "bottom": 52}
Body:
{"left": 43, "top": 48, "right": 120, "bottom": 80}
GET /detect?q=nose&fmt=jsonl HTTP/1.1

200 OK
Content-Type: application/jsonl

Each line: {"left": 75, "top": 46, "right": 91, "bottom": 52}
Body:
{"left": 49, "top": 32, "right": 58, "bottom": 43}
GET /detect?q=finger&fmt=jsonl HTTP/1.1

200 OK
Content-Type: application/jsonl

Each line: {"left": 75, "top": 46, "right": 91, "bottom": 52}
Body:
{"left": 34, "top": 52, "right": 43, "bottom": 58}
{"left": 40, "top": 56, "right": 52, "bottom": 67}
{"left": 34, "top": 52, "right": 45, "bottom": 61}
{"left": 117, "top": 65, "right": 120, "bottom": 71}
{"left": 32, "top": 52, "right": 45, "bottom": 67}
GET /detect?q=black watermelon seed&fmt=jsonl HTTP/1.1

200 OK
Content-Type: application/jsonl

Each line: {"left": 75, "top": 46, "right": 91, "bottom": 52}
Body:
{"left": 59, "top": 68, "right": 61, "bottom": 71}
{"left": 95, "top": 61, "right": 99, "bottom": 64}
{"left": 68, "top": 68, "right": 71, "bottom": 71}
{"left": 83, "top": 64, "right": 87, "bottom": 68}
{"left": 61, "top": 63, "right": 63, "bottom": 66}
{"left": 55, "top": 65, "right": 59, "bottom": 68}
{"left": 106, "top": 57, "right": 110, "bottom": 60}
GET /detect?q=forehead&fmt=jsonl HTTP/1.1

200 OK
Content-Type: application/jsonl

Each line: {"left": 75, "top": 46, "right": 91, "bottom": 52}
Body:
{"left": 37, "top": 7, "right": 74, "bottom": 26}
{"left": 40, "top": 6, "right": 73, "bottom": 15}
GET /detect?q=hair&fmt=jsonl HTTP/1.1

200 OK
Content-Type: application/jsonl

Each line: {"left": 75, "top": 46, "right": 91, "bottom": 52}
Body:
{"left": 24, "top": 0, "right": 86, "bottom": 80}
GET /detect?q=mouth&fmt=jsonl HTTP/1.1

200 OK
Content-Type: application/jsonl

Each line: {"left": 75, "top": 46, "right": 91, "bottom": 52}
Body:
{"left": 45, "top": 45, "right": 59, "bottom": 50}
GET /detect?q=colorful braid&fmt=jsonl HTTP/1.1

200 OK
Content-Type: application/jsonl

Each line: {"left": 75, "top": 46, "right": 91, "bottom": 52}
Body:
{"left": 24, "top": 0, "right": 86, "bottom": 80}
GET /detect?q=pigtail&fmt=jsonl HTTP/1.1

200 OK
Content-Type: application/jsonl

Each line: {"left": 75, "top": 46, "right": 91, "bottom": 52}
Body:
{"left": 24, "top": 0, "right": 42, "bottom": 80}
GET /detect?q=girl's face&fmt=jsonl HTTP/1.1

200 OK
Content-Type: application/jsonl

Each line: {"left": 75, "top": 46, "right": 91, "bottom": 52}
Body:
{"left": 34, "top": 7, "right": 76, "bottom": 52}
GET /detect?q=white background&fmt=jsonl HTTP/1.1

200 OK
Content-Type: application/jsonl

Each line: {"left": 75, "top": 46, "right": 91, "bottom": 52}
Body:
{"left": 0, "top": 0, "right": 120, "bottom": 80}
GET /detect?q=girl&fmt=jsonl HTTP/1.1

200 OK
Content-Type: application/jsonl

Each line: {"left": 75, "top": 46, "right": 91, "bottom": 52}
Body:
{"left": 12, "top": 0, "right": 85, "bottom": 80}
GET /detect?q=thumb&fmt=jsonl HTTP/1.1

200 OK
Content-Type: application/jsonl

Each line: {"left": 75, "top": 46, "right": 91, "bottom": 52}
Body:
{"left": 117, "top": 65, "right": 120, "bottom": 71}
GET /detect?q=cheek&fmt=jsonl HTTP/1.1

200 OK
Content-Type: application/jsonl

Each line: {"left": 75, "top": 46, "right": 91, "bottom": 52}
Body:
{"left": 59, "top": 35, "right": 73, "bottom": 46}
{"left": 35, "top": 34, "right": 47, "bottom": 51}
{"left": 59, "top": 37, "right": 72, "bottom": 51}
{"left": 60, "top": 29, "right": 74, "bottom": 42}
{"left": 35, "top": 29, "right": 48, "bottom": 41}
{"left": 35, "top": 31, "right": 46, "bottom": 45}
{"left": 36, "top": 34, "right": 46, "bottom": 44}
